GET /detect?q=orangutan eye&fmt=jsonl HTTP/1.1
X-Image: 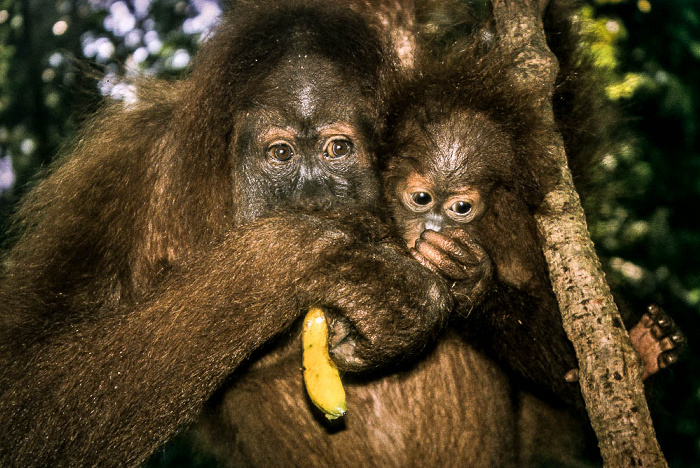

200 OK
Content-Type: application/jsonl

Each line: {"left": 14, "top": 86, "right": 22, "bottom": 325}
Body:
{"left": 267, "top": 143, "right": 294, "bottom": 162}
{"left": 324, "top": 138, "right": 353, "bottom": 159}
{"left": 450, "top": 200, "right": 472, "bottom": 215}
{"left": 411, "top": 192, "right": 433, "bottom": 206}
{"left": 402, "top": 187, "right": 435, "bottom": 213}
{"left": 444, "top": 194, "right": 482, "bottom": 223}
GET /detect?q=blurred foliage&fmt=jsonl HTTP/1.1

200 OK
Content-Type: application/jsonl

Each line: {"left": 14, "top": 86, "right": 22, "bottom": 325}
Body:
{"left": 0, "top": 0, "right": 698, "bottom": 466}
{"left": 0, "top": 0, "right": 219, "bottom": 236}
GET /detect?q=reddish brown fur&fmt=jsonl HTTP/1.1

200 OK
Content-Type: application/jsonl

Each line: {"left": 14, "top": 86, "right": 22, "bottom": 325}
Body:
{"left": 0, "top": 2, "right": 458, "bottom": 466}
{"left": 2, "top": 1, "right": 673, "bottom": 467}
{"left": 382, "top": 2, "right": 684, "bottom": 452}
{"left": 195, "top": 332, "right": 516, "bottom": 467}
{"left": 382, "top": 42, "right": 583, "bottom": 407}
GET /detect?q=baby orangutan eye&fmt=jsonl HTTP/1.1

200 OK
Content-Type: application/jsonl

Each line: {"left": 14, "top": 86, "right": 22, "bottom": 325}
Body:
{"left": 324, "top": 138, "right": 353, "bottom": 159}
{"left": 401, "top": 188, "right": 435, "bottom": 213}
{"left": 450, "top": 200, "right": 472, "bottom": 215}
{"left": 444, "top": 195, "right": 481, "bottom": 223}
{"left": 267, "top": 142, "right": 294, "bottom": 162}
{"left": 411, "top": 192, "right": 432, "bottom": 206}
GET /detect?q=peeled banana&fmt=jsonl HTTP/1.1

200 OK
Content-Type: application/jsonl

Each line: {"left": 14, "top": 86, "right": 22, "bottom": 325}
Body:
{"left": 302, "top": 307, "right": 347, "bottom": 420}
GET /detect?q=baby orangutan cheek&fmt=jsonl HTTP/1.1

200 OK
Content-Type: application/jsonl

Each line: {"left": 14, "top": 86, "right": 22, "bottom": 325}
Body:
{"left": 401, "top": 219, "right": 425, "bottom": 249}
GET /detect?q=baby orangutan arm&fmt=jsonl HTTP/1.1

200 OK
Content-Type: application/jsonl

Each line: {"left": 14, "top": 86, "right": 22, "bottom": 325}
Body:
{"left": 410, "top": 226, "right": 583, "bottom": 404}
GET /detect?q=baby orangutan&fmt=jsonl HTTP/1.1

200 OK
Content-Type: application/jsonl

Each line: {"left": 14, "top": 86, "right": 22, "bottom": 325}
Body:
{"left": 382, "top": 51, "right": 684, "bottom": 402}
{"left": 386, "top": 108, "right": 507, "bottom": 312}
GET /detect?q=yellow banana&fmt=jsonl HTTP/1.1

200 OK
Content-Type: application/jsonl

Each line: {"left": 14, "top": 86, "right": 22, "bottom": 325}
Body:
{"left": 302, "top": 307, "right": 347, "bottom": 420}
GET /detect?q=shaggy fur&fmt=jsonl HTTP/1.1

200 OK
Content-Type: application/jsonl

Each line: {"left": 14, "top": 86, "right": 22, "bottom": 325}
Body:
{"left": 2, "top": 1, "right": 674, "bottom": 467}
{"left": 0, "top": 2, "right": 454, "bottom": 466}
{"left": 383, "top": 42, "right": 581, "bottom": 405}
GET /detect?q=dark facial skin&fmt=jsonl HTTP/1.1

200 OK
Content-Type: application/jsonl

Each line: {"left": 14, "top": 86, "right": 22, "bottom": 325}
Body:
{"left": 233, "top": 56, "right": 381, "bottom": 223}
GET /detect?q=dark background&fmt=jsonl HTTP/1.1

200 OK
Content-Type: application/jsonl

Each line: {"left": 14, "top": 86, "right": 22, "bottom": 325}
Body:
{"left": 1, "top": 0, "right": 698, "bottom": 465}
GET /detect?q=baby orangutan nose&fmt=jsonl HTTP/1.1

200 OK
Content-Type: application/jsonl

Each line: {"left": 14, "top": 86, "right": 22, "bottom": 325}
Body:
{"left": 422, "top": 213, "right": 444, "bottom": 233}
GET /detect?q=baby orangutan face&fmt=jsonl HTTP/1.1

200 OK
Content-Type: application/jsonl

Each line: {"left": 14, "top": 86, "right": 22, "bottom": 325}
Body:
{"left": 385, "top": 110, "right": 518, "bottom": 308}
{"left": 391, "top": 167, "right": 493, "bottom": 305}
{"left": 396, "top": 171, "right": 487, "bottom": 248}
{"left": 388, "top": 110, "right": 512, "bottom": 244}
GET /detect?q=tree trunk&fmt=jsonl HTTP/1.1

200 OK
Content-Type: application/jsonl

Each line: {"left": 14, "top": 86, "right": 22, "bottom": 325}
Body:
{"left": 490, "top": 1, "right": 668, "bottom": 466}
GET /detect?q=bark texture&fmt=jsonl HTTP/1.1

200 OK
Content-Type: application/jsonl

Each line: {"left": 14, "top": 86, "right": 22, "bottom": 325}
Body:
{"left": 491, "top": 0, "right": 668, "bottom": 466}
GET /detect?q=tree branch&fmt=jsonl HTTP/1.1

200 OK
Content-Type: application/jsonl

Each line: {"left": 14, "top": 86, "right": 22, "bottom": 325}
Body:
{"left": 491, "top": 0, "right": 668, "bottom": 466}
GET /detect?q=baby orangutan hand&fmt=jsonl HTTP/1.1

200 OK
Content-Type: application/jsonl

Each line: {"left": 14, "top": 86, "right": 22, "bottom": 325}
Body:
{"left": 410, "top": 228, "right": 493, "bottom": 314}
